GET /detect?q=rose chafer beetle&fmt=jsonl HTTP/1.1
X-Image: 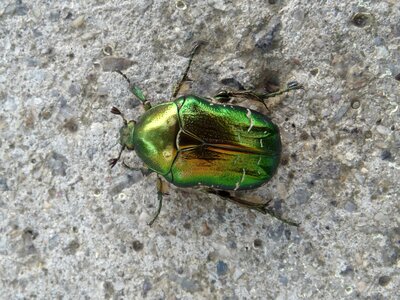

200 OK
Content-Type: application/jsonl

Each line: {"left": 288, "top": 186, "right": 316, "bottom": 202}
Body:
{"left": 110, "top": 43, "right": 302, "bottom": 226}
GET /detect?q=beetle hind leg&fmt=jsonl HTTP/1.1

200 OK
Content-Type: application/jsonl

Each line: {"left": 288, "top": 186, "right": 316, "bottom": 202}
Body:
{"left": 208, "top": 190, "right": 300, "bottom": 227}
{"left": 212, "top": 81, "right": 304, "bottom": 108}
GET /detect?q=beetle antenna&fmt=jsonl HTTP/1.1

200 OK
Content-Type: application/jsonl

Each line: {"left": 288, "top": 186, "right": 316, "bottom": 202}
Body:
{"left": 109, "top": 146, "right": 125, "bottom": 168}
{"left": 111, "top": 106, "right": 128, "bottom": 125}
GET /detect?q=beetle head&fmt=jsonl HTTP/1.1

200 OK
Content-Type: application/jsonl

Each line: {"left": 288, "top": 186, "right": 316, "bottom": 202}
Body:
{"left": 109, "top": 106, "right": 135, "bottom": 168}
{"left": 119, "top": 120, "right": 136, "bottom": 150}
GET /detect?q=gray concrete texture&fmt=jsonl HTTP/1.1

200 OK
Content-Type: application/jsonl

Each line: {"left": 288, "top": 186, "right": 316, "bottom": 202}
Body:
{"left": 0, "top": 0, "right": 399, "bottom": 299}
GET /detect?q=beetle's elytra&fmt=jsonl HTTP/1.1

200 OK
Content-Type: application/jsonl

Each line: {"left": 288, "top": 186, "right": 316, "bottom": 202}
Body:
{"left": 110, "top": 43, "right": 302, "bottom": 226}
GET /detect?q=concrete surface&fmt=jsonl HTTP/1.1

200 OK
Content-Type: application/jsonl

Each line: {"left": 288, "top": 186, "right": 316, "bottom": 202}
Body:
{"left": 0, "top": 0, "right": 399, "bottom": 299}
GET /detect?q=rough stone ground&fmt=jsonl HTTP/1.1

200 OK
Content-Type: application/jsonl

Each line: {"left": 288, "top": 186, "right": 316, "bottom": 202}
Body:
{"left": 0, "top": 0, "right": 399, "bottom": 299}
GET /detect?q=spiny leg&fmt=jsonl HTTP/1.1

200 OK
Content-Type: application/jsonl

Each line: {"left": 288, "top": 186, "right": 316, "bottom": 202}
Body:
{"left": 108, "top": 144, "right": 125, "bottom": 168}
{"left": 171, "top": 41, "right": 204, "bottom": 99}
{"left": 148, "top": 176, "right": 165, "bottom": 226}
{"left": 262, "top": 207, "right": 300, "bottom": 227}
{"left": 108, "top": 107, "right": 127, "bottom": 168}
{"left": 122, "top": 162, "right": 154, "bottom": 177}
{"left": 213, "top": 81, "right": 304, "bottom": 108}
{"left": 258, "top": 81, "right": 304, "bottom": 99}
{"left": 208, "top": 189, "right": 300, "bottom": 227}
{"left": 115, "top": 70, "right": 152, "bottom": 111}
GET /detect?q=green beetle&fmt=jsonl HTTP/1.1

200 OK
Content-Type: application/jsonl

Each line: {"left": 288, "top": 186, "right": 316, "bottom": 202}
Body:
{"left": 110, "top": 43, "right": 302, "bottom": 226}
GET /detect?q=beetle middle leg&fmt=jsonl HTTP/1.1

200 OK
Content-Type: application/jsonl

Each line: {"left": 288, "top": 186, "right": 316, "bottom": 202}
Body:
{"left": 208, "top": 189, "right": 300, "bottom": 227}
{"left": 148, "top": 176, "right": 168, "bottom": 226}
{"left": 121, "top": 161, "right": 154, "bottom": 177}
{"left": 116, "top": 70, "right": 152, "bottom": 111}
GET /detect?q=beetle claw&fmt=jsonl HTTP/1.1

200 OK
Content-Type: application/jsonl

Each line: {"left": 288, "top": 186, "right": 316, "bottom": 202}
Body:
{"left": 286, "top": 81, "right": 304, "bottom": 91}
{"left": 109, "top": 158, "right": 118, "bottom": 168}
{"left": 111, "top": 106, "right": 122, "bottom": 115}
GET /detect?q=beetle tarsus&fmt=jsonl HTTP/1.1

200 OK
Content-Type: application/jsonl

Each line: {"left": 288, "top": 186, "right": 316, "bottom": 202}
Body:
{"left": 111, "top": 106, "right": 122, "bottom": 115}
{"left": 115, "top": 70, "right": 131, "bottom": 85}
{"left": 110, "top": 106, "right": 127, "bottom": 125}
{"left": 286, "top": 81, "right": 304, "bottom": 91}
{"left": 115, "top": 70, "right": 150, "bottom": 110}
{"left": 261, "top": 207, "right": 300, "bottom": 227}
{"left": 108, "top": 158, "right": 118, "bottom": 168}
{"left": 259, "top": 81, "right": 304, "bottom": 100}
{"left": 109, "top": 146, "right": 125, "bottom": 168}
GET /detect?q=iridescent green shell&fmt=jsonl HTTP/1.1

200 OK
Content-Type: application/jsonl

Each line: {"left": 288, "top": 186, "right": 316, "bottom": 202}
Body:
{"left": 132, "top": 95, "right": 281, "bottom": 190}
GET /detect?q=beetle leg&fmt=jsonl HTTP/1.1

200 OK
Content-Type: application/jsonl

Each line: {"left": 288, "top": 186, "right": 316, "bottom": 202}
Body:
{"left": 208, "top": 190, "right": 300, "bottom": 227}
{"left": 109, "top": 145, "right": 125, "bottom": 168}
{"left": 148, "top": 176, "right": 165, "bottom": 226}
{"left": 115, "top": 70, "right": 152, "bottom": 111}
{"left": 171, "top": 41, "right": 204, "bottom": 99}
{"left": 122, "top": 161, "right": 154, "bottom": 176}
{"left": 257, "top": 81, "right": 304, "bottom": 100}
{"left": 213, "top": 90, "right": 267, "bottom": 107}
{"left": 212, "top": 81, "right": 304, "bottom": 108}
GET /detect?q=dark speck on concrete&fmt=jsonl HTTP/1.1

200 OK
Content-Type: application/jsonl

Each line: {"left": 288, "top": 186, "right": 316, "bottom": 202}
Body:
{"left": 227, "top": 240, "right": 237, "bottom": 249}
{"left": 279, "top": 274, "right": 288, "bottom": 286}
{"left": 381, "top": 150, "right": 392, "bottom": 161}
{"left": 12, "top": 2, "right": 29, "bottom": 16}
{"left": 378, "top": 275, "right": 391, "bottom": 287}
{"left": 255, "top": 16, "right": 281, "bottom": 52}
{"left": 0, "top": 177, "right": 9, "bottom": 191}
{"left": 340, "top": 265, "right": 354, "bottom": 276}
{"left": 103, "top": 281, "right": 115, "bottom": 299}
{"left": 381, "top": 243, "right": 399, "bottom": 266}
{"left": 18, "top": 228, "right": 38, "bottom": 257}
{"left": 304, "top": 242, "right": 314, "bottom": 255}
{"left": 293, "top": 188, "right": 310, "bottom": 205}
{"left": 68, "top": 83, "right": 82, "bottom": 97}
{"left": 46, "top": 151, "right": 68, "bottom": 177}
{"left": 132, "top": 240, "right": 144, "bottom": 252}
{"left": 216, "top": 260, "right": 228, "bottom": 276}
{"left": 142, "top": 278, "right": 152, "bottom": 297}
{"left": 284, "top": 229, "right": 291, "bottom": 240}
{"left": 344, "top": 201, "right": 358, "bottom": 212}
{"left": 253, "top": 239, "right": 263, "bottom": 248}
{"left": 216, "top": 209, "right": 226, "bottom": 223}
{"left": 63, "top": 239, "right": 80, "bottom": 255}
{"left": 63, "top": 118, "right": 79, "bottom": 133}
{"left": 49, "top": 11, "right": 60, "bottom": 22}
{"left": 267, "top": 224, "right": 284, "bottom": 241}
{"left": 180, "top": 277, "right": 200, "bottom": 293}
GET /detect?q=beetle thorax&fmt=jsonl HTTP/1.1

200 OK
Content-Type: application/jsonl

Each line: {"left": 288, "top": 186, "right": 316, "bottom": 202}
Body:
{"left": 132, "top": 103, "right": 179, "bottom": 175}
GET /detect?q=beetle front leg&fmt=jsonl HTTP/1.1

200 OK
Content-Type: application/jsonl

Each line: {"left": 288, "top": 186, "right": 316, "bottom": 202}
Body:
{"left": 208, "top": 190, "right": 300, "bottom": 227}
{"left": 171, "top": 41, "right": 204, "bottom": 99}
{"left": 116, "top": 70, "right": 152, "bottom": 111}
